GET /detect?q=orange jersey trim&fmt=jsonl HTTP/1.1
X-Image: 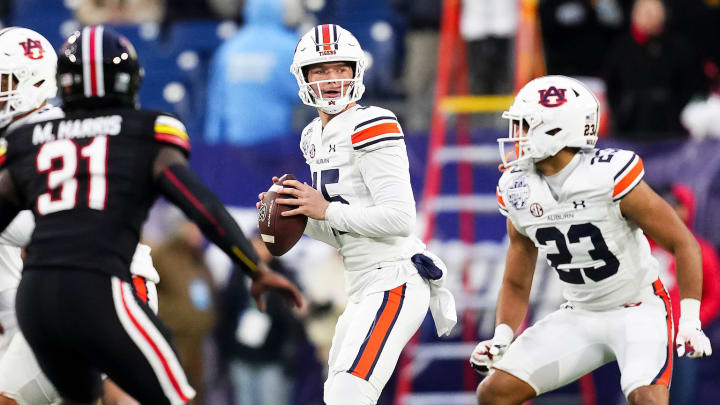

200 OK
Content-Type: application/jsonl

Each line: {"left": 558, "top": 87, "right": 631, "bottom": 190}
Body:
{"left": 613, "top": 157, "right": 643, "bottom": 197}
{"left": 651, "top": 278, "right": 674, "bottom": 387}
{"left": 156, "top": 132, "right": 191, "bottom": 151}
{"left": 349, "top": 284, "right": 405, "bottom": 380}
{"left": 351, "top": 122, "right": 401, "bottom": 145}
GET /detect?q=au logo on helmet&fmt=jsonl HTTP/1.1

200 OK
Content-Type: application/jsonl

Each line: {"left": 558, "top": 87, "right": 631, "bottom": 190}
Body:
{"left": 19, "top": 38, "right": 44, "bottom": 60}
{"left": 538, "top": 86, "right": 567, "bottom": 108}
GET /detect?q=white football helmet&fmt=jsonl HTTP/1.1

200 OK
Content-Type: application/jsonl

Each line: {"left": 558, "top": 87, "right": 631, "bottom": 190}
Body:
{"left": 0, "top": 27, "right": 57, "bottom": 129}
{"left": 290, "top": 24, "right": 367, "bottom": 114}
{"left": 499, "top": 75, "right": 600, "bottom": 169}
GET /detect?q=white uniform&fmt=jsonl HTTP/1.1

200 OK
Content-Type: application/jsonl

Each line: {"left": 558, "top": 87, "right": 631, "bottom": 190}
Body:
{"left": 300, "top": 105, "right": 455, "bottom": 405}
{"left": 495, "top": 148, "right": 674, "bottom": 397}
{"left": 0, "top": 206, "right": 159, "bottom": 404}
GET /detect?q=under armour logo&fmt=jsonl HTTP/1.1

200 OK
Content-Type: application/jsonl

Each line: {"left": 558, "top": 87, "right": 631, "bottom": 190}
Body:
{"left": 538, "top": 86, "right": 567, "bottom": 108}
{"left": 573, "top": 200, "right": 586, "bottom": 209}
{"left": 19, "top": 38, "right": 44, "bottom": 60}
{"left": 328, "top": 144, "right": 336, "bottom": 153}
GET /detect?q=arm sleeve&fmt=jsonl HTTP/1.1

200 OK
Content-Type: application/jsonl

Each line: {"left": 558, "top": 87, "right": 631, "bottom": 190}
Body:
{"left": 0, "top": 210, "right": 34, "bottom": 247}
{"left": 325, "top": 145, "right": 416, "bottom": 237}
{"left": 156, "top": 164, "right": 260, "bottom": 276}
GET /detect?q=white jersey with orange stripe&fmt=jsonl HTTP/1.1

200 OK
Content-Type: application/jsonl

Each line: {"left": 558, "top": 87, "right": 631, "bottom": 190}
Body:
{"left": 497, "top": 148, "right": 659, "bottom": 310}
{"left": 299, "top": 104, "right": 426, "bottom": 296}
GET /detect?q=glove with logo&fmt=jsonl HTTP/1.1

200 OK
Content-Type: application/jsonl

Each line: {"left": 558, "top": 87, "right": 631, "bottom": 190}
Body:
{"left": 470, "top": 324, "right": 514, "bottom": 376}
{"left": 676, "top": 299, "right": 712, "bottom": 358}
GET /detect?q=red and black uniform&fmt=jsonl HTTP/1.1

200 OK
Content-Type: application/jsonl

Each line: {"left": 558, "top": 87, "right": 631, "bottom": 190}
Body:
{"left": 0, "top": 106, "right": 258, "bottom": 404}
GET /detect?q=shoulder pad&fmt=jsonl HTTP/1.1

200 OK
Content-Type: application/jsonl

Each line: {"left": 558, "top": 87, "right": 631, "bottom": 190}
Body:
{"left": 497, "top": 166, "right": 526, "bottom": 190}
{"left": 154, "top": 114, "right": 190, "bottom": 155}
{"left": 497, "top": 168, "right": 530, "bottom": 214}
{"left": 351, "top": 106, "right": 403, "bottom": 152}
{"left": 496, "top": 186, "right": 508, "bottom": 216}
{"left": 587, "top": 148, "right": 644, "bottom": 201}
{"left": 299, "top": 118, "right": 319, "bottom": 161}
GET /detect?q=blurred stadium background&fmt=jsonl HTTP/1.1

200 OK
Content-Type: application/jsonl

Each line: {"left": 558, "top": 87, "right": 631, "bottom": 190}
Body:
{"left": 7, "top": 0, "right": 720, "bottom": 404}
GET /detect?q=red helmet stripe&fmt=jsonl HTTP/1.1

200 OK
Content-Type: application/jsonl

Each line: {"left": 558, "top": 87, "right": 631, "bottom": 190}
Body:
{"left": 82, "top": 26, "right": 106, "bottom": 98}
{"left": 89, "top": 27, "right": 97, "bottom": 96}
{"left": 82, "top": 26, "right": 93, "bottom": 97}
{"left": 322, "top": 24, "right": 331, "bottom": 51}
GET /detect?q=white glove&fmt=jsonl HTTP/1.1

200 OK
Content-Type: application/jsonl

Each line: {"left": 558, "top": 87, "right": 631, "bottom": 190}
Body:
{"left": 676, "top": 299, "right": 712, "bottom": 358}
{"left": 676, "top": 319, "right": 712, "bottom": 358}
{"left": 470, "top": 324, "right": 513, "bottom": 376}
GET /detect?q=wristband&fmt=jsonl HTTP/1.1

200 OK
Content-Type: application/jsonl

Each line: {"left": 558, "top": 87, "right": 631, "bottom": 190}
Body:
{"left": 679, "top": 298, "right": 701, "bottom": 326}
{"left": 494, "top": 323, "right": 514, "bottom": 344}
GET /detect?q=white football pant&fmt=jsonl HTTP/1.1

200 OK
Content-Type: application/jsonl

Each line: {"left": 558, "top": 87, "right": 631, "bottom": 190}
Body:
{"left": 324, "top": 273, "right": 430, "bottom": 405}
{"left": 494, "top": 279, "right": 673, "bottom": 398}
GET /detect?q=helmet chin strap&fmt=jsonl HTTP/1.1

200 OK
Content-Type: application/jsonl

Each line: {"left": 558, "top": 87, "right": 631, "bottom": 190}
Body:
{"left": 310, "top": 82, "right": 355, "bottom": 115}
{"left": 319, "top": 104, "right": 348, "bottom": 115}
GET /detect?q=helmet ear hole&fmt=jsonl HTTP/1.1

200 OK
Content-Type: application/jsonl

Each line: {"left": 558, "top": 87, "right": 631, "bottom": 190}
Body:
{"left": 301, "top": 66, "right": 310, "bottom": 82}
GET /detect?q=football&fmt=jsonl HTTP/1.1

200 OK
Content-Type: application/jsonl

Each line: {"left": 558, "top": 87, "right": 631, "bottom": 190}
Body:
{"left": 257, "top": 173, "right": 308, "bottom": 256}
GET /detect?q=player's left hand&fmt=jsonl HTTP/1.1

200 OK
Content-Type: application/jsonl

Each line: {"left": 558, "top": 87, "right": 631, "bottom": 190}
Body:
{"left": 250, "top": 262, "right": 304, "bottom": 311}
{"left": 676, "top": 319, "right": 712, "bottom": 358}
{"left": 276, "top": 179, "right": 329, "bottom": 220}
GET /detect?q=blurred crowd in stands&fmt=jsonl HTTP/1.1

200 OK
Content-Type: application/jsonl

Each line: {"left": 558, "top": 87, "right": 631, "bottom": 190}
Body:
{"left": 3, "top": 1, "right": 720, "bottom": 404}
{"left": 2, "top": 0, "right": 716, "bottom": 142}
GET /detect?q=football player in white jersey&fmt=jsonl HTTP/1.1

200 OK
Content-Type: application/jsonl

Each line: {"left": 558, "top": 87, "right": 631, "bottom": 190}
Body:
{"left": 257, "top": 24, "right": 456, "bottom": 405}
{"left": 470, "top": 75, "right": 712, "bottom": 405}
{"left": 0, "top": 27, "right": 157, "bottom": 405}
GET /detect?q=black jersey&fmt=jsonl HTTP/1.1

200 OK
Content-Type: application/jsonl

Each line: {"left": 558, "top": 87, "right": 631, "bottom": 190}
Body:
{"left": 3, "top": 106, "right": 191, "bottom": 280}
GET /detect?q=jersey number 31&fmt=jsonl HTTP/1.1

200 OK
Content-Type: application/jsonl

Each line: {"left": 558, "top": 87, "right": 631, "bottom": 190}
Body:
{"left": 36, "top": 137, "right": 108, "bottom": 215}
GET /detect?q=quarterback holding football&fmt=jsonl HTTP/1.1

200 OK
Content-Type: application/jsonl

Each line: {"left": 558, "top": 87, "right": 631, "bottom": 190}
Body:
{"left": 257, "top": 24, "right": 457, "bottom": 405}
{"left": 471, "top": 75, "right": 712, "bottom": 405}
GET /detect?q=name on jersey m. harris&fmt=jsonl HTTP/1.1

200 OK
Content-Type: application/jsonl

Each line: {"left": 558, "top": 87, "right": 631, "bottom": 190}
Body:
{"left": 31, "top": 115, "right": 123, "bottom": 145}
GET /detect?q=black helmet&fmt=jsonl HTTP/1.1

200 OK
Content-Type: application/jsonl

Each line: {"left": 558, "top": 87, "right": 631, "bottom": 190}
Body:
{"left": 57, "top": 25, "right": 144, "bottom": 110}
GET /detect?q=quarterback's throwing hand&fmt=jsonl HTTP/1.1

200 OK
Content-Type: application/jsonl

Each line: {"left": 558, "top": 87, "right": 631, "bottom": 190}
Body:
{"left": 676, "top": 320, "right": 712, "bottom": 358}
{"left": 276, "top": 179, "right": 329, "bottom": 220}
{"left": 256, "top": 176, "right": 281, "bottom": 210}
